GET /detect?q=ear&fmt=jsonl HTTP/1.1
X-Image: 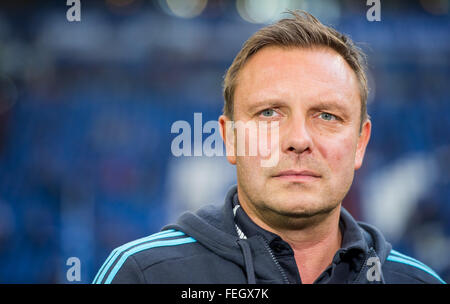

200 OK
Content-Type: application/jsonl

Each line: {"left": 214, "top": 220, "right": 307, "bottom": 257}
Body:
{"left": 354, "top": 119, "right": 371, "bottom": 170}
{"left": 219, "top": 115, "right": 236, "bottom": 165}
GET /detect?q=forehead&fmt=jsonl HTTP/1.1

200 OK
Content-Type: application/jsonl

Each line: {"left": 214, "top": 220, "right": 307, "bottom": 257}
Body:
{"left": 234, "top": 46, "right": 360, "bottom": 112}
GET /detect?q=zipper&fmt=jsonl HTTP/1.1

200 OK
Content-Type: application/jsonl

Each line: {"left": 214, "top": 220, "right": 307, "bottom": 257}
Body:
{"left": 261, "top": 236, "right": 290, "bottom": 284}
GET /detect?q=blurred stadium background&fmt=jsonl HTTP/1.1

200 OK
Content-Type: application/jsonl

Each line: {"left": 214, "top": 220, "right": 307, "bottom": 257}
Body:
{"left": 0, "top": 0, "right": 448, "bottom": 283}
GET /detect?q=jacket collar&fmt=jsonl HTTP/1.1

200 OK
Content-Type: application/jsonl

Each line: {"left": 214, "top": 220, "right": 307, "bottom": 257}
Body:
{"left": 230, "top": 185, "right": 370, "bottom": 259}
{"left": 172, "top": 184, "right": 388, "bottom": 283}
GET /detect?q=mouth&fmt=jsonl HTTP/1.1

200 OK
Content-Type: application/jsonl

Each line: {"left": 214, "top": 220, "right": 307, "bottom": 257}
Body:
{"left": 272, "top": 170, "right": 321, "bottom": 182}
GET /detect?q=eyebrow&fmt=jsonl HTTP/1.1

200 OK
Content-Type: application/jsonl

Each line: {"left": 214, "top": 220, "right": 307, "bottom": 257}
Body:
{"left": 310, "top": 101, "right": 350, "bottom": 114}
{"left": 246, "top": 99, "right": 290, "bottom": 114}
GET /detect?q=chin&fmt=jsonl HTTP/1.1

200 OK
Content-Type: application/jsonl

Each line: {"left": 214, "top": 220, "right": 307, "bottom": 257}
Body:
{"left": 270, "top": 196, "right": 338, "bottom": 219}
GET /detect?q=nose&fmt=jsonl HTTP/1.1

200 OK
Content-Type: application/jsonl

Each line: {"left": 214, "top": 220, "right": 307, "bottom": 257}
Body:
{"left": 281, "top": 115, "right": 313, "bottom": 155}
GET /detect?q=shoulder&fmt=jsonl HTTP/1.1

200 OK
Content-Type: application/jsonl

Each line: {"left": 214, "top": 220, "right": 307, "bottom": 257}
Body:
{"left": 383, "top": 249, "right": 446, "bottom": 284}
{"left": 92, "top": 229, "right": 200, "bottom": 284}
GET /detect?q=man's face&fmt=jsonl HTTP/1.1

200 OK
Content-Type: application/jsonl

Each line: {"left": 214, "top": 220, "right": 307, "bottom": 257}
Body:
{"left": 219, "top": 46, "right": 371, "bottom": 229}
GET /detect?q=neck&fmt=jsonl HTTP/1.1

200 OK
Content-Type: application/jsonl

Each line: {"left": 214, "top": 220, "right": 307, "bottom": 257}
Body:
{"left": 283, "top": 206, "right": 342, "bottom": 284}
{"left": 238, "top": 192, "right": 342, "bottom": 284}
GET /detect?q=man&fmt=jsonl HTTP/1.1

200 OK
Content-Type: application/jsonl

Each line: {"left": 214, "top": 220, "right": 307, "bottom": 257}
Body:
{"left": 93, "top": 11, "right": 445, "bottom": 284}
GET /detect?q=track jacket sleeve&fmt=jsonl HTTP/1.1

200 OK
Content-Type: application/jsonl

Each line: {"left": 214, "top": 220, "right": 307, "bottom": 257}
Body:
{"left": 94, "top": 255, "right": 145, "bottom": 284}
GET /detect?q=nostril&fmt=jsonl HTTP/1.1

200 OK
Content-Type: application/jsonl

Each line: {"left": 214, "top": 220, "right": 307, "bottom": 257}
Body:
{"left": 286, "top": 145, "right": 311, "bottom": 154}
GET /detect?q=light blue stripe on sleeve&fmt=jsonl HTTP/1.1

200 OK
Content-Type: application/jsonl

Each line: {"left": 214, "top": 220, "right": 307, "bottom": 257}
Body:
{"left": 389, "top": 249, "right": 430, "bottom": 269}
{"left": 389, "top": 249, "right": 446, "bottom": 283}
{"left": 93, "top": 229, "right": 183, "bottom": 284}
{"left": 104, "top": 237, "right": 197, "bottom": 284}
{"left": 386, "top": 254, "right": 446, "bottom": 284}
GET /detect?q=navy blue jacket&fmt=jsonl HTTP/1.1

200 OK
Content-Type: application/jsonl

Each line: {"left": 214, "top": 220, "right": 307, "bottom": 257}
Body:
{"left": 93, "top": 185, "right": 446, "bottom": 284}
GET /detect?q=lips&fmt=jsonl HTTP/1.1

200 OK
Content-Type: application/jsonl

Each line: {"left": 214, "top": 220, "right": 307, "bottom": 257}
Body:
{"left": 273, "top": 169, "right": 321, "bottom": 182}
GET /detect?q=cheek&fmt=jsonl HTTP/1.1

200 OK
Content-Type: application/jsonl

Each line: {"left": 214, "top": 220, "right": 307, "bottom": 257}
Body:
{"left": 316, "top": 134, "right": 357, "bottom": 172}
{"left": 236, "top": 155, "right": 267, "bottom": 188}
{"left": 317, "top": 135, "right": 357, "bottom": 200}
{"left": 258, "top": 125, "right": 280, "bottom": 158}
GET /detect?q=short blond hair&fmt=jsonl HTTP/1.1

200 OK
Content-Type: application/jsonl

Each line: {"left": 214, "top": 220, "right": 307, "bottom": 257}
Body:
{"left": 222, "top": 10, "right": 369, "bottom": 130}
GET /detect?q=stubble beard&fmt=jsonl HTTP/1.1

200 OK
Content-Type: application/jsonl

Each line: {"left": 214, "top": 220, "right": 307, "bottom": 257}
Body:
{"left": 235, "top": 154, "right": 353, "bottom": 231}
{"left": 240, "top": 185, "right": 343, "bottom": 231}
{"left": 236, "top": 168, "right": 346, "bottom": 231}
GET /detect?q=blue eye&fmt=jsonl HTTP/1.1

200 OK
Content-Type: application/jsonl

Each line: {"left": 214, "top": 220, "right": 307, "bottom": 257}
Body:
{"left": 319, "top": 112, "right": 337, "bottom": 121}
{"left": 261, "top": 109, "right": 276, "bottom": 117}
